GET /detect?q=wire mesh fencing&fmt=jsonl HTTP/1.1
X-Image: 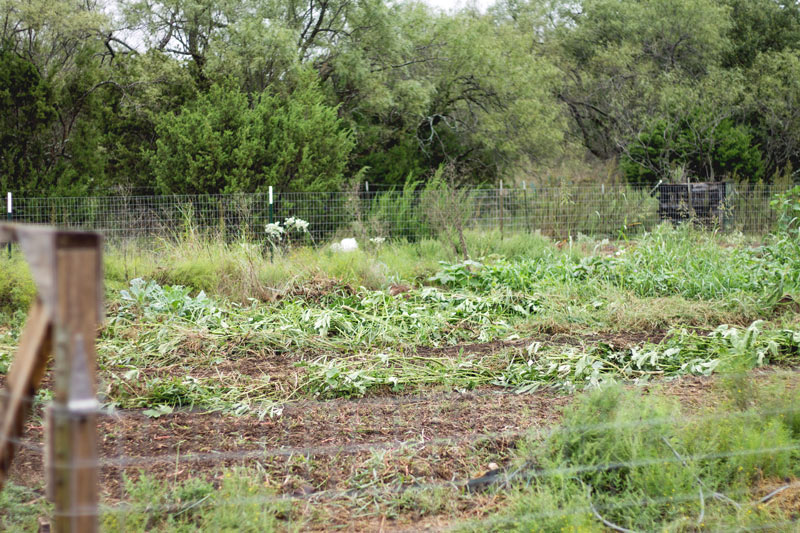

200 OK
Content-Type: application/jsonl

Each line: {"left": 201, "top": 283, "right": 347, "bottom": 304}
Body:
{"left": 6, "top": 182, "right": 791, "bottom": 244}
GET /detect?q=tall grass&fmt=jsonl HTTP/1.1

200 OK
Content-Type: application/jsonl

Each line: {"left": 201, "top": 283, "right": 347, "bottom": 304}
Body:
{"left": 101, "top": 229, "right": 562, "bottom": 303}
{"left": 433, "top": 224, "right": 799, "bottom": 304}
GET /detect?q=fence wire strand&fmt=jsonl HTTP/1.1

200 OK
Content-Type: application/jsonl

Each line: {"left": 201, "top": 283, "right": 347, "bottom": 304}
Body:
{"left": 3, "top": 384, "right": 800, "bottom": 529}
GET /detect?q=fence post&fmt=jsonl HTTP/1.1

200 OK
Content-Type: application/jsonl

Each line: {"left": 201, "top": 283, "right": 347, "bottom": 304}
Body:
{"left": 523, "top": 181, "right": 530, "bottom": 234}
{"left": 499, "top": 180, "right": 504, "bottom": 240}
{"left": 268, "top": 187, "right": 274, "bottom": 263}
{"left": 364, "top": 181, "right": 370, "bottom": 227}
{"left": 49, "top": 232, "right": 102, "bottom": 533}
{"left": 268, "top": 186, "right": 274, "bottom": 225}
{"left": 6, "top": 193, "right": 11, "bottom": 258}
{"left": 0, "top": 226, "right": 102, "bottom": 533}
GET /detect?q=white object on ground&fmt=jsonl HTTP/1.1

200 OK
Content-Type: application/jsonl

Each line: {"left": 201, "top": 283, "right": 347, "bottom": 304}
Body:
{"left": 331, "top": 238, "right": 358, "bottom": 252}
{"left": 340, "top": 238, "right": 358, "bottom": 251}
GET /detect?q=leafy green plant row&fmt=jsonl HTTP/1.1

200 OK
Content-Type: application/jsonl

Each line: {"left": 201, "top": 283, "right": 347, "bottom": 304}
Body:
{"left": 96, "top": 274, "right": 800, "bottom": 412}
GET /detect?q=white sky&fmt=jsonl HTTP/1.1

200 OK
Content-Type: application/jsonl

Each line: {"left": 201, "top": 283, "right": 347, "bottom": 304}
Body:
{"left": 420, "top": 0, "right": 494, "bottom": 13}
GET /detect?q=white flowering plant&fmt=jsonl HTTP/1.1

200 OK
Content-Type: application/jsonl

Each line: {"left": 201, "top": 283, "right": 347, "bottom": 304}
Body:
{"left": 264, "top": 217, "right": 313, "bottom": 257}
{"left": 265, "top": 223, "right": 284, "bottom": 240}
{"left": 284, "top": 217, "right": 310, "bottom": 233}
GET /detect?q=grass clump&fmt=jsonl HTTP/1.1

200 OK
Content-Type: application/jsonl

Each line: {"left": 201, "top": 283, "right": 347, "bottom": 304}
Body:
{"left": 466, "top": 383, "right": 800, "bottom": 532}
{"left": 102, "top": 468, "right": 294, "bottom": 532}
{"left": 434, "top": 224, "right": 799, "bottom": 307}
{"left": 0, "top": 483, "right": 50, "bottom": 533}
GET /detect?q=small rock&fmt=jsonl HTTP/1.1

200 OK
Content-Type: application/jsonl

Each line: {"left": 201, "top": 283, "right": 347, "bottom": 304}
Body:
{"left": 389, "top": 284, "right": 411, "bottom": 296}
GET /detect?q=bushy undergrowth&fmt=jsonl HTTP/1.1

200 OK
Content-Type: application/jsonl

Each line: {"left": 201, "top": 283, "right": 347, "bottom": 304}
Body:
{"left": 0, "top": 483, "right": 50, "bottom": 532}
{"left": 3, "top": 224, "right": 800, "bottom": 414}
{"left": 0, "top": 254, "right": 35, "bottom": 318}
{"left": 466, "top": 383, "right": 800, "bottom": 532}
{"left": 89, "top": 222, "right": 800, "bottom": 412}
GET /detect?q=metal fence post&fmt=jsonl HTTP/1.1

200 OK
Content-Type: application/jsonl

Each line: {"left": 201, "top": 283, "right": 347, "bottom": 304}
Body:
{"left": 268, "top": 186, "right": 274, "bottom": 262}
{"left": 268, "top": 186, "right": 274, "bottom": 225}
{"left": 6, "top": 193, "right": 11, "bottom": 257}
{"left": 499, "top": 180, "right": 504, "bottom": 240}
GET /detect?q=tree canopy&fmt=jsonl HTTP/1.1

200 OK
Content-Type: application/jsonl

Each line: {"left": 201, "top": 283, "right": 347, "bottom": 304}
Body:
{"left": 1, "top": 0, "right": 799, "bottom": 194}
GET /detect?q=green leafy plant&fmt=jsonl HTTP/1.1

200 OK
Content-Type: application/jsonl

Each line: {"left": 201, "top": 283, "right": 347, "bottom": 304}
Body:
{"left": 770, "top": 185, "right": 800, "bottom": 235}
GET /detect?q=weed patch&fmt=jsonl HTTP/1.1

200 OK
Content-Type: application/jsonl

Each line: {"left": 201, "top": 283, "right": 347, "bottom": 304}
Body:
{"left": 465, "top": 383, "right": 800, "bottom": 531}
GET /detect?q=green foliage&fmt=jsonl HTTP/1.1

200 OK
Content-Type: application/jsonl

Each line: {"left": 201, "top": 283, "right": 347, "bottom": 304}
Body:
{"left": 91, "top": 222, "right": 800, "bottom": 412}
{"left": 0, "top": 482, "right": 51, "bottom": 532}
{"left": 250, "top": 69, "right": 355, "bottom": 191}
{"left": 367, "top": 179, "right": 429, "bottom": 240}
{"left": 0, "top": 254, "right": 36, "bottom": 317}
{"left": 420, "top": 165, "right": 474, "bottom": 258}
{"left": 746, "top": 50, "right": 800, "bottom": 173}
{"left": 150, "top": 71, "right": 353, "bottom": 194}
{"left": 499, "top": 321, "right": 800, "bottom": 393}
{"left": 770, "top": 184, "right": 800, "bottom": 235}
{"left": 468, "top": 384, "right": 800, "bottom": 531}
{"left": 721, "top": 0, "right": 800, "bottom": 69}
{"left": 431, "top": 224, "right": 800, "bottom": 307}
{"left": 553, "top": 0, "right": 733, "bottom": 159}
{"left": 0, "top": 47, "right": 55, "bottom": 193}
{"left": 622, "top": 114, "right": 764, "bottom": 185}
{"left": 101, "top": 469, "right": 292, "bottom": 532}
{"left": 5, "top": 0, "right": 800, "bottom": 190}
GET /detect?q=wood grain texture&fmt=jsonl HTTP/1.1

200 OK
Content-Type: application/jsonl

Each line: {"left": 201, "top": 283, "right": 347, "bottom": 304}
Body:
{"left": 0, "top": 300, "right": 51, "bottom": 489}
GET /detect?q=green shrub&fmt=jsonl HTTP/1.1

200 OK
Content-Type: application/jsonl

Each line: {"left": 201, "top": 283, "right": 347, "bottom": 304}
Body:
{"left": 0, "top": 255, "right": 36, "bottom": 317}
{"left": 0, "top": 482, "right": 50, "bottom": 533}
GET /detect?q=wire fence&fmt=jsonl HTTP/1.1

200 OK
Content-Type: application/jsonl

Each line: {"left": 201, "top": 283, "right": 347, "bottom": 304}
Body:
{"left": 5, "top": 182, "right": 791, "bottom": 243}
{"left": 3, "top": 384, "right": 800, "bottom": 532}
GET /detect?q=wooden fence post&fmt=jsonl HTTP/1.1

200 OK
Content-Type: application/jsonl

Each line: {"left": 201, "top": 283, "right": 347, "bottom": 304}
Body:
{"left": 49, "top": 232, "right": 102, "bottom": 533}
{"left": 0, "top": 300, "right": 51, "bottom": 486}
{"left": 0, "top": 226, "right": 103, "bottom": 533}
